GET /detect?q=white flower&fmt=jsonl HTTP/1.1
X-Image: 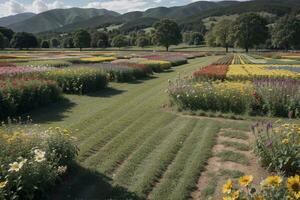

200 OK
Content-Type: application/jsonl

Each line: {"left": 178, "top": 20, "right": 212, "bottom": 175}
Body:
{"left": 8, "top": 161, "right": 24, "bottom": 172}
{"left": 34, "top": 149, "right": 46, "bottom": 163}
{"left": 57, "top": 166, "right": 68, "bottom": 175}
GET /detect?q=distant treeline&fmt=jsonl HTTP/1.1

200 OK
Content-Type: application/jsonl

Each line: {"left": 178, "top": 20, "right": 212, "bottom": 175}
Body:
{"left": 0, "top": 12, "right": 299, "bottom": 52}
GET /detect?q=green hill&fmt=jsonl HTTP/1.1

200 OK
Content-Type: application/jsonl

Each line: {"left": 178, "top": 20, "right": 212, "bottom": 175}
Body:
{"left": 0, "top": 13, "right": 36, "bottom": 27}
{"left": 8, "top": 8, "right": 120, "bottom": 33}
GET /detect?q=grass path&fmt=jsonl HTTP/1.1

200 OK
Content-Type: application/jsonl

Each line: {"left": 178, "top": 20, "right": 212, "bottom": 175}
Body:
{"left": 30, "top": 56, "right": 252, "bottom": 199}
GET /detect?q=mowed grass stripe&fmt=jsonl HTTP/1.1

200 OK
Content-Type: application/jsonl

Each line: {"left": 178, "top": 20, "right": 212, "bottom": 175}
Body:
{"left": 113, "top": 117, "right": 184, "bottom": 186}
{"left": 149, "top": 120, "right": 208, "bottom": 199}
{"left": 168, "top": 121, "right": 220, "bottom": 200}
{"left": 76, "top": 58, "right": 213, "bottom": 161}
{"left": 82, "top": 112, "right": 174, "bottom": 172}
{"left": 128, "top": 119, "right": 197, "bottom": 198}
{"left": 68, "top": 57, "right": 204, "bottom": 137}
{"left": 94, "top": 113, "right": 176, "bottom": 175}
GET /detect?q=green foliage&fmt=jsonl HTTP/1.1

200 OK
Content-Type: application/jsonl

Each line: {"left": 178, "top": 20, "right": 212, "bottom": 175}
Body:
{"left": 62, "top": 37, "right": 74, "bottom": 48}
{"left": 253, "top": 122, "right": 300, "bottom": 175}
{"left": 0, "top": 126, "right": 78, "bottom": 200}
{"left": 232, "top": 13, "right": 269, "bottom": 52}
{"left": 0, "top": 32, "right": 4, "bottom": 49}
{"left": 111, "top": 35, "right": 128, "bottom": 48}
{"left": 91, "top": 31, "right": 109, "bottom": 48}
{"left": 42, "top": 68, "right": 108, "bottom": 94}
{"left": 183, "top": 32, "right": 204, "bottom": 45}
{"left": 153, "top": 19, "right": 182, "bottom": 51}
{"left": 0, "top": 78, "right": 62, "bottom": 119}
{"left": 136, "top": 36, "right": 149, "bottom": 48}
{"left": 272, "top": 15, "right": 300, "bottom": 50}
{"left": 74, "top": 29, "right": 91, "bottom": 50}
{"left": 0, "top": 26, "right": 14, "bottom": 41}
{"left": 10, "top": 32, "right": 38, "bottom": 49}
{"left": 41, "top": 40, "right": 49, "bottom": 48}
{"left": 214, "top": 19, "right": 234, "bottom": 52}
{"left": 51, "top": 38, "right": 60, "bottom": 48}
{"left": 19, "top": 60, "right": 71, "bottom": 68}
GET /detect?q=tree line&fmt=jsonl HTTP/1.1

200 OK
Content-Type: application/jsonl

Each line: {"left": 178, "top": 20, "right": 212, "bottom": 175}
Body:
{"left": 0, "top": 12, "right": 299, "bottom": 52}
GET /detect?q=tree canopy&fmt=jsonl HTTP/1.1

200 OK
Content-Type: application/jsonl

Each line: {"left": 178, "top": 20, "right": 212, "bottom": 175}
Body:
{"left": 272, "top": 15, "right": 300, "bottom": 50}
{"left": 232, "top": 13, "right": 269, "bottom": 52}
{"left": 153, "top": 19, "right": 182, "bottom": 51}
{"left": 214, "top": 19, "right": 234, "bottom": 52}
{"left": 10, "top": 32, "right": 38, "bottom": 49}
{"left": 74, "top": 30, "right": 91, "bottom": 51}
{"left": 111, "top": 35, "right": 128, "bottom": 48}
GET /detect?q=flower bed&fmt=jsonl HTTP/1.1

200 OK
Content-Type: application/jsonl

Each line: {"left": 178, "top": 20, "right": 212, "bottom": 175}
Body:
{"left": 19, "top": 60, "right": 71, "bottom": 68}
{"left": 43, "top": 68, "right": 108, "bottom": 94}
{"left": 0, "top": 67, "right": 39, "bottom": 79}
{"left": 141, "top": 55, "right": 188, "bottom": 66}
{"left": 69, "top": 57, "right": 116, "bottom": 64}
{"left": 0, "top": 126, "right": 78, "bottom": 199}
{"left": 0, "top": 78, "right": 62, "bottom": 119}
{"left": 193, "top": 64, "right": 229, "bottom": 81}
{"left": 139, "top": 60, "right": 172, "bottom": 72}
{"left": 168, "top": 79, "right": 300, "bottom": 117}
{"left": 213, "top": 55, "right": 234, "bottom": 65}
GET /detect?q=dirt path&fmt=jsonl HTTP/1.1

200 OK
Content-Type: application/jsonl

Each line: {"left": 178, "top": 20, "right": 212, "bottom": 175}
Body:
{"left": 191, "top": 128, "right": 268, "bottom": 200}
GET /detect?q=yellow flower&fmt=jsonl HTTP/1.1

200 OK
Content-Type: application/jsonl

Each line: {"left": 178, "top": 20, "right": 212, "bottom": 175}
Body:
{"left": 34, "top": 149, "right": 46, "bottom": 163}
{"left": 262, "top": 176, "right": 282, "bottom": 187}
{"left": 287, "top": 175, "right": 300, "bottom": 199}
{"left": 8, "top": 161, "right": 24, "bottom": 172}
{"left": 0, "top": 180, "right": 8, "bottom": 189}
{"left": 239, "top": 175, "right": 253, "bottom": 187}
{"left": 223, "top": 179, "right": 233, "bottom": 194}
{"left": 255, "top": 195, "right": 265, "bottom": 200}
{"left": 282, "top": 138, "right": 289, "bottom": 144}
{"left": 231, "top": 190, "right": 239, "bottom": 199}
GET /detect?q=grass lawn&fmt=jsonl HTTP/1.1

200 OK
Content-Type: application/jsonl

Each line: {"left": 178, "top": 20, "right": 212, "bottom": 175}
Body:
{"left": 29, "top": 56, "right": 251, "bottom": 199}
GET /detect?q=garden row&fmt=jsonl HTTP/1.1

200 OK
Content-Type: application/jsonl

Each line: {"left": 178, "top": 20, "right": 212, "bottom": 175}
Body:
{"left": 0, "top": 53, "right": 194, "bottom": 120}
{"left": 169, "top": 55, "right": 300, "bottom": 118}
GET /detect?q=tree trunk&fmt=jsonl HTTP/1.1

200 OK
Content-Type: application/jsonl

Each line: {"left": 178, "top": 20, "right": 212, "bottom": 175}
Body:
{"left": 166, "top": 46, "right": 169, "bottom": 52}
{"left": 225, "top": 45, "right": 229, "bottom": 53}
{"left": 80, "top": 47, "right": 82, "bottom": 52}
{"left": 245, "top": 47, "right": 249, "bottom": 53}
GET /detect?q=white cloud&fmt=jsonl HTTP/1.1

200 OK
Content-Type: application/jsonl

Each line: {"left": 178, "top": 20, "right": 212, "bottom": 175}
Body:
{"left": 0, "top": 0, "right": 65, "bottom": 17}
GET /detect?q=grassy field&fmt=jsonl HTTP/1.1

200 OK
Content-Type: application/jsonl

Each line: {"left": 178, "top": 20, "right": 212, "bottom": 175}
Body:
{"left": 28, "top": 56, "right": 251, "bottom": 199}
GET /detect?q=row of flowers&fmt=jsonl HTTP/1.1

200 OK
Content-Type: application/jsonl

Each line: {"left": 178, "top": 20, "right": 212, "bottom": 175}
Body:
{"left": 168, "top": 79, "right": 300, "bottom": 118}
{"left": 0, "top": 126, "right": 78, "bottom": 199}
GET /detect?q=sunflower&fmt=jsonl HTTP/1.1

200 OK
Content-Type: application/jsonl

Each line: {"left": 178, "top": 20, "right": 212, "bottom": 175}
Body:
{"left": 223, "top": 179, "right": 233, "bottom": 194}
{"left": 239, "top": 175, "right": 253, "bottom": 187}
{"left": 287, "top": 175, "right": 300, "bottom": 199}
{"left": 231, "top": 190, "right": 240, "bottom": 199}
{"left": 262, "top": 176, "right": 282, "bottom": 187}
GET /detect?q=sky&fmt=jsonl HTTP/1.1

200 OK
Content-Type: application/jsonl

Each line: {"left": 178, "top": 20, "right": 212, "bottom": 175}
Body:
{"left": 0, "top": 0, "right": 241, "bottom": 17}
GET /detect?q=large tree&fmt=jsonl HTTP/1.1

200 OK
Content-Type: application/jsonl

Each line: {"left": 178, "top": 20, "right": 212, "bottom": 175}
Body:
{"left": 272, "top": 15, "right": 300, "bottom": 50}
{"left": 214, "top": 19, "right": 234, "bottom": 53}
{"left": 0, "top": 33, "right": 4, "bottom": 49}
{"left": 10, "top": 32, "right": 38, "bottom": 49}
{"left": 233, "top": 13, "right": 269, "bottom": 52}
{"left": 136, "top": 36, "right": 149, "bottom": 48}
{"left": 63, "top": 37, "right": 74, "bottom": 48}
{"left": 74, "top": 30, "right": 91, "bottom": 51}
{"left": 111, "top": 35, "right": 128, "bottom": 49}
{"left": 50, "top": 38, "right": 60, "bottom": 48}
{"left": 0, "top": 27, "right": 14, "bottom": 42}
{"left": 91, "top": 31, "right": 109, "bottom": 48}
{"left": 153, "top": 19, "right": 182, "bottom": 51}
{"left": 41, "top": 40, "right": 50, "bottom": 48}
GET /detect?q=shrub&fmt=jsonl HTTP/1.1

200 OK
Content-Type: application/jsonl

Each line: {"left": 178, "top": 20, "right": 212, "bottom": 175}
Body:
{"left": 252, "top": 122, "right": 300, "bottom": 175}
{"left": 222, "top": 175, "right": 300, "bottom": 200}
{"left": 139, "top": 60, "right": 172, "bottom": 72}
{"left": 43, "top": 68, "right": 108, "bottom": 94}
{"left": 19, "top": 60, "right": 71, "bottom": 68}
{"left": 0, "top": 78, "right": 62, "bottom": 119}
{"left": 0, "top": 126, "right": 78, "bottom": 199}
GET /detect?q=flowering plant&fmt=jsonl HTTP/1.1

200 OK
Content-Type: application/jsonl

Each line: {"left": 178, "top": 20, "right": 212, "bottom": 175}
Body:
{"left": 222, "top": 175, "right": 300, "bottom": 200}
{"left": 0, "top": 126, "right": 78, "bottom": 199}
